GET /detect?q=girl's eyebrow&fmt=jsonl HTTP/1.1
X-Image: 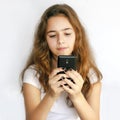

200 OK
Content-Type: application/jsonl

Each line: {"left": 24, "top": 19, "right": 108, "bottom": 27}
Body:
{"left": 47, "top": 28, "right": 73, "bottom": 34}
{"left": 47, "top": 30, "right": 56, "bottom": 34}
{"left": 63, "top": 28, "right": 72, "bottom": 31}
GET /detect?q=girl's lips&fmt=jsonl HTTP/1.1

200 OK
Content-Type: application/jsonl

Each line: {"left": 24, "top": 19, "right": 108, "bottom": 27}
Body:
{"left": 57, "top": 47, "right": 68, "bottom": 51}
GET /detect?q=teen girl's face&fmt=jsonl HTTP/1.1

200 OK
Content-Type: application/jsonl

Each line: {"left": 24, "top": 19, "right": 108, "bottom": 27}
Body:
{"left": 46, "top": 15, "right": 76, "bottom": 59}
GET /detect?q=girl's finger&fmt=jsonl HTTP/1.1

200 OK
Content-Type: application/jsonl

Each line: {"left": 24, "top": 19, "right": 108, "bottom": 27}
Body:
{"left": 49, "top": 67, "right": 64, "bottom": 79}
{"left": 62, "top": 83, "right": 73, "bottom": 94}
{"left": 66, "top": 69, "right": 84, "bottom": 84}
{"left": 64, "top": 78, "right": 76, "bottom": 89}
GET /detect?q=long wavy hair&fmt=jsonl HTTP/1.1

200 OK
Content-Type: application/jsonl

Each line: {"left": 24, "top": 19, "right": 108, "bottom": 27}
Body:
{"left": 21, "top": 4, "right": 102, "bottom": 97}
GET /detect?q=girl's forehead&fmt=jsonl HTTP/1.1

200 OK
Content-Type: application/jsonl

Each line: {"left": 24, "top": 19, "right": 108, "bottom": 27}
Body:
{"left": 46, "top": 15, "right": 73, "bottom": 30}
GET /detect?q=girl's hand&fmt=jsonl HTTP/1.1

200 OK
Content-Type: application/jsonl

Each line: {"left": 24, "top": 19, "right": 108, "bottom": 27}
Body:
{"left": 62, "top": 69, "right": 84, "bottom": 100}
{"left": 48, "top": 68, "right": 67, "bottom": 99}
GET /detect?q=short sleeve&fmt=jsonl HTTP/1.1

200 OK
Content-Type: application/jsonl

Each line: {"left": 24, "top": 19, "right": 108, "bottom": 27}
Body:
{"left": 23, "top": 66, "right": 41, "bottom": 89}
{"left": 88, "top": 68, "right": 98, "bottom": 84}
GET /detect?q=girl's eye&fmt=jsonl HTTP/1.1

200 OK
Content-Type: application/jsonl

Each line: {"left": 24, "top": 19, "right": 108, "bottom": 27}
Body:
{"left": 49, "top": 35, "right": 56, "bottom": 38}
{"left": 65, "top": 33, "right": 72, "bottom": 36}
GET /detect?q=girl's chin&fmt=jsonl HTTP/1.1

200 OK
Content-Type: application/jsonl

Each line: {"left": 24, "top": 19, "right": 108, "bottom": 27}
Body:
{"left": 57, "top": 53, "right": 72, "bottom": 56}
{"left": 52, "top": 53, "right": 72, "bottom": 59}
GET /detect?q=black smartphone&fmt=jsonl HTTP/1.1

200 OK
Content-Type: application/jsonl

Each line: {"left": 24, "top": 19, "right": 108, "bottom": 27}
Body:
{"left": 57, "top": 55, "right": 77, "bottom": 70}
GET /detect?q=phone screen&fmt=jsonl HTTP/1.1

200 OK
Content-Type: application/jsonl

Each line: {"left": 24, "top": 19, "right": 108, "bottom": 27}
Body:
{"left": 57, "top": 55, "right": 77, "bottom": 70}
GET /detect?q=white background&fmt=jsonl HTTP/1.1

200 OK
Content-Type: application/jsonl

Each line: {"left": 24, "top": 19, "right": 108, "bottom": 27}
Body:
{"left": 0, "top": 0, "right": 120, "bottom": 120}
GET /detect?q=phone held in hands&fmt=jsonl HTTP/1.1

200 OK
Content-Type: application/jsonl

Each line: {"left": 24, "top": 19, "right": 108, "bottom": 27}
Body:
{"left": 57, "top": 55, "right": 77, "bottom": 70}
{"left": 57, "top": 55, "right": 77, "bottom": 85}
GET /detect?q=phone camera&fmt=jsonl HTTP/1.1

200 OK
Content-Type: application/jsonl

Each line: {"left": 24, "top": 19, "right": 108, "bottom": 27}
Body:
{"left": 66, "top": 59, "right": 69, "bottom": 64}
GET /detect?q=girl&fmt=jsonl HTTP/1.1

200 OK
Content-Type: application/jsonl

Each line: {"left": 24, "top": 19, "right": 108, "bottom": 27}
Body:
{"left": 21, "top": 4, "right": 102, "bottom": 120}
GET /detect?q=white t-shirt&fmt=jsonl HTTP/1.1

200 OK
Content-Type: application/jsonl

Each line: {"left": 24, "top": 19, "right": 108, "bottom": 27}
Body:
{"left": 23, "top": 65, "right": 98, "bottom": 120}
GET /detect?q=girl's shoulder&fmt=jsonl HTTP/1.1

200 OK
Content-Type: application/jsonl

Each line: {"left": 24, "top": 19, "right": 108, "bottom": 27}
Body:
{"left": 22, "top": 65, "right": 41, "bottom": 89}
{"left": 87, "top": 68, "right": 99, "bottom": 84}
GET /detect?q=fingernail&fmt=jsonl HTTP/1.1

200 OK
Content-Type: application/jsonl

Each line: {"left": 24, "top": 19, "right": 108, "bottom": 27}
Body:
{"left": 61, "top": 76, "right": 65, "bottom": 79}
{"left": 60, "top": 85, "right": 63, "bottom": 87}
{"left": 58, "top": 76, "right": 65, "bottom": 81}
{"left": 63, "top": 68, "right": 68, "bottom": 72}
{"left": 64, "top": 83, "right": 68, "bottom": 86}
{"left": 57, "top": 71, "right": 65, "bottom": 75}
{"left": 69, "top": 68, "right": 72, "bottom": 71}
{"left": 66, "top": 77, "right": 75, "bottom": 84}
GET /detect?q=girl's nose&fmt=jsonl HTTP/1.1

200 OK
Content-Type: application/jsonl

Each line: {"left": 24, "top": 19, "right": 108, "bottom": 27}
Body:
{"left": 57, "top": 34, "right": 65, "bottom": 44}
